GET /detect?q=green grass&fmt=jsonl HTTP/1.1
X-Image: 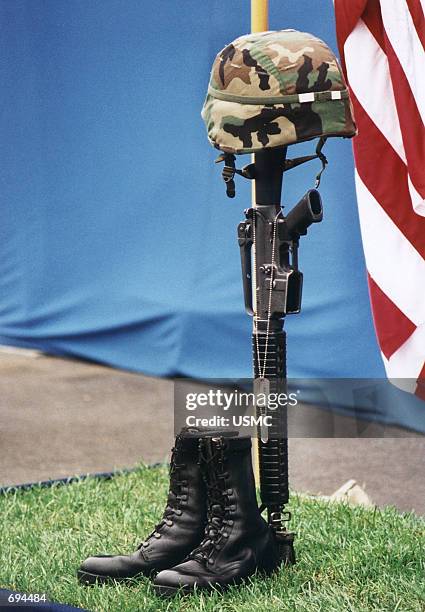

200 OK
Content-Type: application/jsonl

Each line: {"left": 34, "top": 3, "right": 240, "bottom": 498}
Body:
{"left": 0, "top": 466, "right": 424, "bottom": 612}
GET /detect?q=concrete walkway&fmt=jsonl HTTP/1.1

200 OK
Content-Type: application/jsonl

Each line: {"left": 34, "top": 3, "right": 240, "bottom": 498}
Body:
{"left": 0, "top": 349, "right": 423, "bottom": 514}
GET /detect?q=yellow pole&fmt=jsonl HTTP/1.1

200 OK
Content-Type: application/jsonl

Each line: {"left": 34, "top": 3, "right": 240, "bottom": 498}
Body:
{"left": 250, "top": 0, "right": 269, "bottom": 206}
{"left": 251, "top": 0, "right": 269, "bottom": 487}
{"left": 251, "top": 0, "right": 269, "bottom": 33}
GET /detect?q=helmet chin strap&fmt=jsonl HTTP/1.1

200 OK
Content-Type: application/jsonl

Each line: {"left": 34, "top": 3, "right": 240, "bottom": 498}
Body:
{"left": 313, "top": 137, "right": 328, "bottom": 188}
{"left": 215, "top": 137, "right": 328, "bottom": 198}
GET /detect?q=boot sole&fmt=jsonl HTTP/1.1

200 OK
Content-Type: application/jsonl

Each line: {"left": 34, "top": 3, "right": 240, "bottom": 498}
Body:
{"left": 153, "top": 563, "right": 279, "bottom": 597}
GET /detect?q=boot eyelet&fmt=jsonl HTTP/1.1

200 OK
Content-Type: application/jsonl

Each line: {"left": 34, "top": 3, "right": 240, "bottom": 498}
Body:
{"left": 166, "top": 520, "right": 173, "bottom": 527}
{"left": 230, "top": 505, "right": 236, "bottom": 511}
{"left": 228, "top": 520, "right": 234, "bottom": 526}
{"left": 175, "top": 509, "right": 183, "bottom": 516}
{"left": 181, "top": 494, "right": 188, "bottom": 501}
{"left": 154, "top": 533, "right": 161, "bottom": 539}
{"left": 142, "top": 542, "right": 149, "bottom": 547}
{"left": 226, "top": 488, "right": 233, "bottom": 495}
{"left": 222, "top": 532, "right": 229, "bottom": 538}
{"left": 207, "top": 558, "right": 214, "bottom": 565}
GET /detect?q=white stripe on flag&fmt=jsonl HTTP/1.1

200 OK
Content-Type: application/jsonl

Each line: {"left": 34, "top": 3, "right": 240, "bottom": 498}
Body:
{"left": 380, "top": 0, "right": 425, "bottom": 126}
{"left": 355, "top": 171, "right": 425, "bottom": 326}
{"left": 344, "top": 19, "right": 406, "bottom": 163}
{"left": 408, "top": 175, "right": 425, "bottom": 217}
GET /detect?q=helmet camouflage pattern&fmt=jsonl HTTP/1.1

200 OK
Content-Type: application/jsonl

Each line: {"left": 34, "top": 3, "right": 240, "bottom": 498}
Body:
{"left": 201, "top": 29, "right": 357, "bottom": 154}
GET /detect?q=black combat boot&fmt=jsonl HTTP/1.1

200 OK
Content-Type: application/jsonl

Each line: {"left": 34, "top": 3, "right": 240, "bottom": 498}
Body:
{"left": 153, "top": 436, "right": 280, "bottom": 595}
{"left": 78, "top": 428, "right": 211, "bottom": 585}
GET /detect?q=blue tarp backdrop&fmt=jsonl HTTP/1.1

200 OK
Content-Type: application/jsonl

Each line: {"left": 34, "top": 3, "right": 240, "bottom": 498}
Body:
{"left": 2, "top": 0, "right": 423, "bottom": 430}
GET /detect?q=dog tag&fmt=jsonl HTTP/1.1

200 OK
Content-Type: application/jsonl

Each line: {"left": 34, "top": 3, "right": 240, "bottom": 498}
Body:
{"left": 260, "top": 420, "right": 269, "bottom": 443}
{"left": 254, "top": 377, "right": 270, "bottom": 443}
{"left": 254, "top": 377, "right": 270, "bottom": 402}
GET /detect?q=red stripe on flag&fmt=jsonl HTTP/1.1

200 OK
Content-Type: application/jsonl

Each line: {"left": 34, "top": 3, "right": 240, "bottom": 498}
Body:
{"left": 362, "top": 0, "right": 385, "bottom": 46}
{"left": 406, "top": 0, "right": 425, "bottom": 50}
{"left": 367, "top": 274, "right": 416, "bottom": 359}
{"left": 350, "top": 90, "right": 425, "bottom": 258}
{"left": 383, "top": 31, "right": 425, "bottom": 199}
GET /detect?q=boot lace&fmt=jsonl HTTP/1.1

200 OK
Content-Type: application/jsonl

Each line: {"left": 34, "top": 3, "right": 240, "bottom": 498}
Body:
{"left": 138, "top": 442, "right": 186, "bottom": 547}
{"left": 189, "top": 439, "right": 232, "bottom": 564}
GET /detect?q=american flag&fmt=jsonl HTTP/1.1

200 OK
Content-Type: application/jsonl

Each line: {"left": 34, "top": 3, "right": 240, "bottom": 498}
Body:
{"left": 334, "top": 0, "right": 425, "bottom": 392}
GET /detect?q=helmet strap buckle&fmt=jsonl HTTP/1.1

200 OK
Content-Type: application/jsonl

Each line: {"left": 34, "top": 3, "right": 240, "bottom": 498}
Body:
{"left": 215, "top": 153, "right": 256, "bottom": 198}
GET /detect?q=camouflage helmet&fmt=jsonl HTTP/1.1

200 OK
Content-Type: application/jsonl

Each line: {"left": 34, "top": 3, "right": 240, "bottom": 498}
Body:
{"left": 201, "top": 29, "right": 356, "bottom": 154}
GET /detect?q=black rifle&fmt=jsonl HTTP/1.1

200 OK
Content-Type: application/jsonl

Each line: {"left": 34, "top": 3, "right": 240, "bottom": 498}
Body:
{"left": 216, "top": 144, "right": 325, "bottom": 565}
